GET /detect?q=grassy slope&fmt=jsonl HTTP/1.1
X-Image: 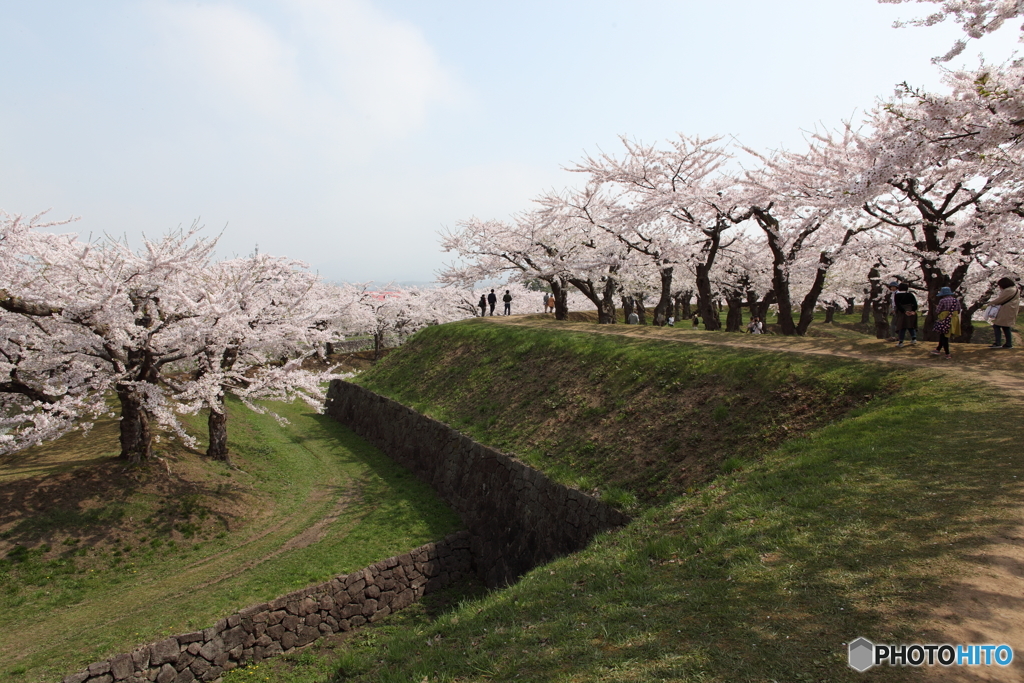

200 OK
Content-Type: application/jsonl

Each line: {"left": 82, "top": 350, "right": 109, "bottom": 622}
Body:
{"left": 283, "top": 319, "right": 1024, "bottom": 682}
{"left": 356, "top": 320, "right": 901, "bottom": 508}
{"left": 0, "top": 398, "right": 461, "bottom": 682}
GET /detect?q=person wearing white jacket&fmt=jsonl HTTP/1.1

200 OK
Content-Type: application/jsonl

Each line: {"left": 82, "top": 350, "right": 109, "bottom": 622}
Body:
{"left": 988, "top": 277, "right": 1021, "bottom": 348}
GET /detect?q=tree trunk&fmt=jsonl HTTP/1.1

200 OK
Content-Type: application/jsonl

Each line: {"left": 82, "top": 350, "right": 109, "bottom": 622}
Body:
{"left": 725, "top": 295, "right": 744, "bottom": 332}
{"left": 748, "top": 290, "right": 776, "bottom": 323}
{"left": 844, "top": 297, "right": 856, "bottom": 315}
{"left": 117, "top": 386, "right": 153, "bottom": 463}
{"left": 794, "top": 252, "right": 834, "bottom": 335}
{"left": 569, "top": 276, "right": 618, "bottom": 324}
{"left": 863, "top": 264, "right": 882, "bottom": 325}
{"left": 652, "top": 267, "right": 673, "bottom": 326}
{"left": 635, "top": 293, "right": 647, "bottom": 325}
{"left": 551, "top": 279, "right": 569, "bottom": 321}
{"left": 598, "top": 277, "right": 618, "bottom": 324}
{"left": 824, "top": 305, "right": 836, "bottom": 324}
{"left": 872, "top": 297, "right": 889, "bottom": 339}
{"left": 621, "top": 295, "right": 635, "bottom": 323}
{"left": 207, "top": 404, "right": 229, "bottom": 461}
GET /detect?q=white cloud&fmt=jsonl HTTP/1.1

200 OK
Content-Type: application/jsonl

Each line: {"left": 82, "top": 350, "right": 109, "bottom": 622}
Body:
{"left": 149, "top": 0, "right": 465, "bottom": 151}
{"left": 291, "top": 0, "right": 463, "bottom": 133}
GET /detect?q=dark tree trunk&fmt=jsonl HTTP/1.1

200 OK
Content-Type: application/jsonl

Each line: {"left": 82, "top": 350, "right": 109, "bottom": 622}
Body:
{"left": 207, "top": 405, "right": 229, "bottom": 461}
{"left": 550, "top": 278, "right": 570, "bottom": 321}
{"left": 373, "top": 332, "right": 384, "bottom": 360}
{"left": 652, "top": 267, "right": 673, "bottom": 326}
{"left": 725, "top": 295, "right": 744, "bottom": 332}
{"left": 570, "top": 276, "right": 618, "bottom": 324}
{"left": 794, "top": 251, "right": 834, "bottom": 335}
{"left": 635, "top": 293, "right": 647, "bottom": 325}
{"left": 872, "top": 298, "right": 889, "bottom": 339}
{"left": 695, "top": 229, "right": 724, "bottom": 331}
{"left": 621, "top": 295, "right": 635, "bottom": 323}
{"left": 674, "top": 290, "right": 693, "bottom": 320}
{"left": 824, "top": 304, "right": 837, "bottom": 324}
{"left": 749, "top": 290, "right": 776, "bottom": 322}
{"left": 117, "top": 386, "right": 153, "bottom": 463}
{"left": 844, "top": 297, "right": 856, "bottom": 315}
{"left": 863, "top": 264, "right": 882, "bottom": 327}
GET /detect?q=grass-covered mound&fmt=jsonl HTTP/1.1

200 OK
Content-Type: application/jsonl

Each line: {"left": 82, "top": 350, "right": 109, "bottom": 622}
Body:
{"left": 249, "top": 319, "right": 1024, "bottom": 683}
{"left": 0, "top": 398, "right": 461, "bottom": 681}
{"left": 356, "top": 319, "right": 904, "bottom": 509}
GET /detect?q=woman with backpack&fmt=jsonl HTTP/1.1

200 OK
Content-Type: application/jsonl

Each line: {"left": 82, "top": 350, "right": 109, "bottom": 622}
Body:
{"left": 930, "top": 287, "right": 961, "bottom": 360}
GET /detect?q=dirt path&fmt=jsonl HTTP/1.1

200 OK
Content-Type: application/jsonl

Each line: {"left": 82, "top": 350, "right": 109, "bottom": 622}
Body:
{"left": 494, "top": 316, "right": 1024, "bottom": 681}
{"left": 497, "top": 316, "right": 1024, "bottom": 398}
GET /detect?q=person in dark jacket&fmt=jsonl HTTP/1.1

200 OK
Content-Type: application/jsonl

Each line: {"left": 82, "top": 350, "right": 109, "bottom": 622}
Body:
{"left": 502, "top": 290, "right": 512, "bottom": 315}
{"left": 478, "top": 294, "right": 487, "bottom": 317}
{"left": 893, "top": 283, "right": 919, "bottom": 347}
{"left": 487, "top": 289, "right": 497, "bottom": 316}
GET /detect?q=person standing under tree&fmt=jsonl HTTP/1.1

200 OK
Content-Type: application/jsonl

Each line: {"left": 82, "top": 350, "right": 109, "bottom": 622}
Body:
{"left": 478, "top": 294, "right": 487, "bottom": 317}
{"left": 487, "top": 289, "right": 497, "bottom": 316}
{"left": 502, "top": 290, "right": 512, "bottom": 315}
{"left": 886, "top": 281, "right": 900, "bottom": 341}
{"left": 894, "top": 283, "right": 919, "bottom": 347}
{"left": 988, "top": 277, "right": 1020, "bottom": 349}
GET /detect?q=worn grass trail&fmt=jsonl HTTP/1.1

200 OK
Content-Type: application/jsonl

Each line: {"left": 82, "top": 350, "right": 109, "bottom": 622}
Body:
{"left": 0, "top": 398, "right": 461, "bottom": 682}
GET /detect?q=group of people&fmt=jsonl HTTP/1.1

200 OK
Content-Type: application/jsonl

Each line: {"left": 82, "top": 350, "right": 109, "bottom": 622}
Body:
{"left": 886, "top": 277, "right": 1020, "bottom": 359}
{"left": 478, "top": 289, "right": 513, "bottom": 316}
{"left": 746, "top": 317, "right": 764, "bottom": 334}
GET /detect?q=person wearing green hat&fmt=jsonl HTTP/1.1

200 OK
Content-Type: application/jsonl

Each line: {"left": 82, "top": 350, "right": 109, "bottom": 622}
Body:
{"left": 930, "top": 287, "right": 961, "bottom": 359}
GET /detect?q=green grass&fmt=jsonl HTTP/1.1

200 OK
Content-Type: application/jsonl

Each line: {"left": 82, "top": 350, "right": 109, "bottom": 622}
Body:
{"left": 0, "top": 397, "right": 461, "bottom": 682}
{"left": 276, "top": 320, "right": 1024, "bottom": 682}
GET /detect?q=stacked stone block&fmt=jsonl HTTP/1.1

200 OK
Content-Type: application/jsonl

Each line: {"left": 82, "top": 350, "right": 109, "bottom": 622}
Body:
{"left": 324, "top": 380, "right": 630, "bottom": 587}
{"left": 60, "top": 531, "right": 472, "bottom": 683}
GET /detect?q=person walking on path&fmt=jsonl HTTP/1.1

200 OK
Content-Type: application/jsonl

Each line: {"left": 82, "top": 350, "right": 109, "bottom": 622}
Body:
{"left": 627, "top": 310, "right": 639, "bottom": 324}
{"left": 542, "top": 292, "right": 551, "bottom": 314}
{"left": 930, "top": 287, "right": 961, "bottom": 359}
{"left": 487, "top": 289, "right": 497, "bottom": 316}
{"left": 502, "top": 290, "right": 512, "bottom": 315}
{"left": 887, "top": 281, "right": 900, "bottom": 341}
{"left": 894, "top": 283, "right": 919, "bottom": 347}
{"left": 988, "top": 277, "right": 1020, "bottom": 348}
{"left": 692, "top": 315, "right": 700, "bottom": 329}
{"left": 478, "top": 294, "right": 487, "bottom": 317}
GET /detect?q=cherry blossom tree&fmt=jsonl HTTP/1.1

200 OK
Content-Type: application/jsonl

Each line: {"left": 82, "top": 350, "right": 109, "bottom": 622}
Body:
{"left": 568, "top": 135, "right": 737, "bottom": 326}
{"left": 880, "top": 0, "right": 1024, "bottom": 60}
{"left": 172, "top": 255, "right": 343, "bottom": 461}
{"left": 742, "top": 126, "right": 882, "bottom": 335}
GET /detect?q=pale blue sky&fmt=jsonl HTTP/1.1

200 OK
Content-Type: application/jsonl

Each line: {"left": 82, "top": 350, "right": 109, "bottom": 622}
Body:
{"left": 0, "top": 1, "right": 1019, "bottom": 282}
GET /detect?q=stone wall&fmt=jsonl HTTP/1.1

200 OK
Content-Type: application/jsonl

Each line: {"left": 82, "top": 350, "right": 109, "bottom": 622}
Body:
{"left": 61, "top": 531, "right": 473, "bottom": 683}
{"left": 324, "top": 380, "right": 630, "bottom": 588}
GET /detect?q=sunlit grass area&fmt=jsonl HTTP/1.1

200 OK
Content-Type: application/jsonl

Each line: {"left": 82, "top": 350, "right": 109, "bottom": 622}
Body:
{"left": 0, "top": 397, "right": 461, "bottom": 682}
